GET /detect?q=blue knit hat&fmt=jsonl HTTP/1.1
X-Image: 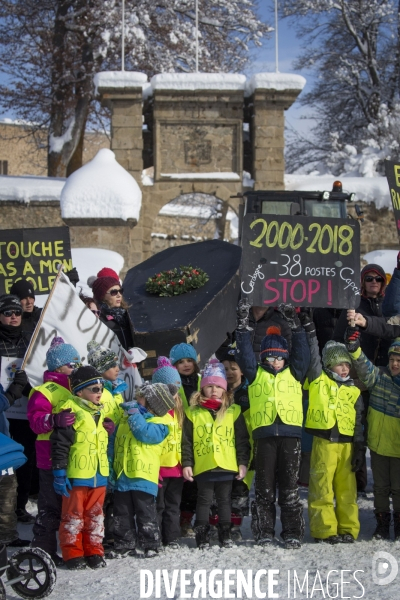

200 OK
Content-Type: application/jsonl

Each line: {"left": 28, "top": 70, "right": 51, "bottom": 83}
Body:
{"left": 260, "top": 326, "right": 289, "bottom": 361}
{"left": 46, "top": 336, "right": 81, "bottom": 372}
{"left": 389, "top": 337, "right": 400, "bottom": 357}
{"left": 169, "top": 343, "right": 197, "bottom": 365}
{"left": 152, "top": 356, "right": 182, "bottom": 388}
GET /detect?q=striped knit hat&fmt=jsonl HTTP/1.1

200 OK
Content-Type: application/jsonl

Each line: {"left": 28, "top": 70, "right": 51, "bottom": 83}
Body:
{"left": 260, "top": 326, "right": 289, "bottom": 361}
{"left": 389, "top": 338, "right": 400, "bottom": 357}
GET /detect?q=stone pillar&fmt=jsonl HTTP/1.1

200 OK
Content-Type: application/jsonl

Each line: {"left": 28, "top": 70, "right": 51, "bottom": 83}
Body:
{"left": 247, "top": 74, "right": 306, "bottom": 190}
{"left": 96, "top": 72, "right": 147, "bottom": 185}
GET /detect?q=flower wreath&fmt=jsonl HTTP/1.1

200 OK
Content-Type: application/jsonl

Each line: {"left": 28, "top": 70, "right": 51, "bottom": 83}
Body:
{"left": 145, "top": 265, "right": 209, "bottom": 297}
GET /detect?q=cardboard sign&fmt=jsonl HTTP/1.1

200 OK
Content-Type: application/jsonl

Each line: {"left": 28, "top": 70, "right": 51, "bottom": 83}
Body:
{"left": 0, "top": 226, "right": 72, "bottom": 295}
{"left": 1, "top": 357, "right": 29, "bottom": 420}
{"left": 241, "top": 214, "right": 360, "bottom": 308}
{"left": 385, "top": 160, "right": 400, "bottom": 238}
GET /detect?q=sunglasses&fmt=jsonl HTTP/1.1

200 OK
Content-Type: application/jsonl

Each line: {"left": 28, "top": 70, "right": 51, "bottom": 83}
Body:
{"left": 86, "top": 386, "right": 103, "bottom": 394}
{"left": 364, "top": 276, "right": 384, "bottom": 283}
{"left": 91, "top": 309, "right": 101, "bottom": 316}
{"left": 106, "top": 288, "right": 123, "bottom": 297}
{"left": 266, "top": 356, "right": 284, "bottom": 363}
{"left": 1, "top": 310, "right": 22, "bottom": 317}
{"left": 65, "top": 362, "right": 81, "bottom": 369}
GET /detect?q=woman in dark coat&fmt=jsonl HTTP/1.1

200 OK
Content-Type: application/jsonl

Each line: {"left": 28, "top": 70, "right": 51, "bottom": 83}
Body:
{"left": 90, "top": 268, "right": 134, "bottom": 350}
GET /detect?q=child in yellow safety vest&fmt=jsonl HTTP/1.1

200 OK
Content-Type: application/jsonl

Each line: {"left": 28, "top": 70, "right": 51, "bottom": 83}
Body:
{"left": 182, "top": 359, "right": 250, "bottom": 549}
{"left": 87, "top": 340, "right": 127, "bottom": 548}
{"left": 235, "top": 300, "right": 311, "bottom": 550}
{"left": 169, "top": 342, "right": 201, "bottom": 536}
{"left": 50, "top": 365, "right": 116, "bottom": 571}
{"left": 152, "top": 356, "right": 184, "bottom": 549}
{"left": 107, "top": 381, "right": 179, "bottom": 559}
{"left": 305, "top": 338, "right": 364, "bottom": 545}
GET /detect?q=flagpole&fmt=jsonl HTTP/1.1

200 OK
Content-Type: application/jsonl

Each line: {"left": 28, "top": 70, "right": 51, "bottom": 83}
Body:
{"left": 195, "top": 0, "right": 199, "bottom": 72}
{"left": 122, "top": 0, "right": 125, "bottom": 71}
{"left": 275, "top": 0, "right": 279, "bottom": 73}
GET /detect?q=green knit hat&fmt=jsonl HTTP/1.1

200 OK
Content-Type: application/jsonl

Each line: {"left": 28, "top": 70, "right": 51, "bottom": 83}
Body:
{"left": 322, "top": 341, "right": 352, "bottom": 369}
{"left": 389, "top": 338, "right": 400, "bottom": 357}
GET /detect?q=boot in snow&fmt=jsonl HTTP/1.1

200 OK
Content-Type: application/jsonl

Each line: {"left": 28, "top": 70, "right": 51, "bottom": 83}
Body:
{"left": 393, "top": 512, "right": 400, "bottom": 541}
{"left": 314, "top": 535, "right": 341, "bottom": 545}
{"left": 338, "top": 533, "right": 355, "bottom": 543}
{"left": 194, "top": 524, "right": 211, "bottom": 550}
{"left": 372, "top": 512, "right": 391, "bottom": 540}
{"left": 180, "top": 511, "right": 195, "bottom": 537}
{"left": 217, "top": 523, "right": 233, "bottom": 549}
{"left": 231, "top": 513, "right": 243, "bottom": 541}
{"left": 283, "top": 537, "right": 301, "bottom": 549}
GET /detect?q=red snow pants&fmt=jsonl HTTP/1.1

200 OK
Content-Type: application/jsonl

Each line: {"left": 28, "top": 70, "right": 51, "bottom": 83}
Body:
{"left": 59, "top": 486, "right": 106, "bottom": 561}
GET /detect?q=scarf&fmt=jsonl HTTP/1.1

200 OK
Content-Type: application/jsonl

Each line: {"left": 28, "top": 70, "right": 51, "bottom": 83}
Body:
{"left": 0, "top": 324, "right": 23, "bottom": 342}
{"left": 104, "top": 378, "right": 128, "bottom": 396}
{"left": 100, "top": 303, "right": 127, "bottom": 325}
{"left": 324, "top": 368, "right": 351, "bottom": 384}
{"left": 73, "top": 396, "right": 103, "bottom": 415}
{"left": 201, "top": 398, "right": 222, "bottom": 411}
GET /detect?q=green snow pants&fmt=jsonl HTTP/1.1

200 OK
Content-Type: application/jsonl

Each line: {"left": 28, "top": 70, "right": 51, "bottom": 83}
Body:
{"left": 308, "top": 437, "right": 359, "bottom": 540}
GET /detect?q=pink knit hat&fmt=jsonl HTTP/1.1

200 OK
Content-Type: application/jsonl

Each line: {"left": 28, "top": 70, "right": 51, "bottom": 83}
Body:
{"left": 92, "top": 276, "right": 120, "bottom": 302}
{"left": 200, "top": 358, "right": 227, "bottom": 391}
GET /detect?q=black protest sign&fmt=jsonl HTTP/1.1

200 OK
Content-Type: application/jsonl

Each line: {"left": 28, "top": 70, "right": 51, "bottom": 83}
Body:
{"left": 241, "top": 214, "right": 360, "bottom": 308}
{"left": 385, "top": 160, "right": 400, "bottom": 238}
{"left": 0, "top": 227, "right": 72, "bottom": 295}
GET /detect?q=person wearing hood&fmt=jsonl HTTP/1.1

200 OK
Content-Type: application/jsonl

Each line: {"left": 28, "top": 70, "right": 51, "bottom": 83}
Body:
{"left": 89, "top": 268, "right": 134, "bottom": 350}
{"left": 9, "top": 279, "right": 42, "bottom": 335}
{"left": 345, "top": 322, "right": 400, "bottom": 542}
{"left": 27, "top": 336, "right": 81, "bottom": 565}
{"left": 0, "top": 294, "right": 34, "bottom": 523}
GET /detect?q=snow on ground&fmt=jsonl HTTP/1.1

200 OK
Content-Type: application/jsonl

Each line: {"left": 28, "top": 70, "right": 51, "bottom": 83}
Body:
{"left": 285, "top": 174, "right": 391, "bottom": 209}
{"left": 8, "top": 455, "right": 400, "bottom": 600}
{"left": 363, "top": 250, "right": 398, "bottom": 275}
{"left": 61, "top": 149, "right": 142, "bottom": 221}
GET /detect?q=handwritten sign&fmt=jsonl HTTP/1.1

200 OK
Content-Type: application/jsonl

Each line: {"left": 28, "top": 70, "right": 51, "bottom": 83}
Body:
{"left": 0, "top": 227, "right": 72, "bottom": 295}
{"left": 385, "top": 160, "right": 400, "bottom": 239}
{"left": 241, "top": 214, "right": 360, "bottom": 308}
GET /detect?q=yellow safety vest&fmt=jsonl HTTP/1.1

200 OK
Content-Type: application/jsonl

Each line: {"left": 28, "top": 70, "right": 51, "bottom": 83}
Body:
{"left": 29, "top": 381, "right": 71, "bottom": 441}
{"left": 54, "top": 399, "right": 109, "bottom": 479}
{"left": 113, "top": 414, "right": 170, "bottom": 483}
{"left": 248, "top": 366, "right": 303, "bottom": 431}
{"left": 305, "top": 372, "right": 359, "bottom": 436}
{"left": 160, "top": 411, "right": 182, "bottom": 468}
{"left": 242, "top": 407, "right": 254, "bottom": 490}
{"left": 179, "top": 375, "right": 201, "bottom": 410}
{"left": 185, "top": 404, "right": 241, "bottom": 476}
{"left": 101, "top": 388, "right": 124, "bottom": 425}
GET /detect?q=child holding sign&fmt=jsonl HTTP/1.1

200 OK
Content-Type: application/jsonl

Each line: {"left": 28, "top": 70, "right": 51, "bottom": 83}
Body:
{"left": 107, "top": 382, "right": 177, "bottom": 558}
{"left": 305, "top": 338, "right": 364, "bottom": 544}
{"left": 235, "top": 300, "right": 311, "bottom": 549}
{"left": 51, "top": 365, "right": 115, "bottom": 571}
{"left": 182, "top": 359, "right": 250, "bottom": 549}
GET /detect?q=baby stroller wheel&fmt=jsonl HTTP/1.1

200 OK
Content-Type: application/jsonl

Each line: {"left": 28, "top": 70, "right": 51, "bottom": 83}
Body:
{"left": 6, "top": 548, "right": 56, "bottom": 599}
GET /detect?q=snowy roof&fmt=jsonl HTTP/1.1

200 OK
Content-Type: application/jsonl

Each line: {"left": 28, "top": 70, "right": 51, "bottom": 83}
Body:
{"left": 285, "top": 174, "right": 390, "bottom": 209}
{"left": 151, "top": 73, "right": 247, "bottom": 91}
{"left": 160, "top": 172, "right": 241, "bottom": 181}
{"left": 246, "top": 73, "right": 306, "bottom": 96}
{"left": 61, "top": 148, "right": 142, "bottom": 221}
{"left": 0, "top": 175, "right": 65, "bottom": 203}
{"left": 94, "top": 71, "right": 148, "bottom": 95}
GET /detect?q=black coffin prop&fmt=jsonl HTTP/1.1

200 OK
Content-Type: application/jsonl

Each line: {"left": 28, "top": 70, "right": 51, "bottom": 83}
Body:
{"left": 124, "top": 240, "right": 242, "bottom": 376}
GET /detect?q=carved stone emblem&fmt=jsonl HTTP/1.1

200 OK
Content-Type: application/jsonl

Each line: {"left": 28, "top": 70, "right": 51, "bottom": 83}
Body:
{"left": 184, "top": 128, "right": 211, "bottom": 166}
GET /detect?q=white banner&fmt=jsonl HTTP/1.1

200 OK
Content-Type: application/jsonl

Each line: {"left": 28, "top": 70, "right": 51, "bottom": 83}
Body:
{"left": 2, "top": 357, "right": 29, "bottom": 420}
{"left": 10, "top": 271, "right": 145, "bottom": 418}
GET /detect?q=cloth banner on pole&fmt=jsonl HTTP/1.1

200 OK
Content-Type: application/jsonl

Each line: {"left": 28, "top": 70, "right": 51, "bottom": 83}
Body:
{"left": 8, "top": 271, "right": 144, "bottom": 418}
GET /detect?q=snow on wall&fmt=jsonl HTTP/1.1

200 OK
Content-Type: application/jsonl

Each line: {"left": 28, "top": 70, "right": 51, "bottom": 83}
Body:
{"left": 285, "top": 174, "right": 391, "bottom": 209}
{"left": 61, "top": 148, "right": 142, "bottom": 221}
{"left": 160, "top": 172, "right": 241, "bottom": 181}
{"left": 246, "top": 73, "right": 306, "bottom": 95}
{"left": 0, "top": 175, "right": 65, "bottom": 202}
{"left": 151, "top": 72, "right": 247, "bottom": 91}
{"left": 94, "top": 71, "right": 148, "bottom": 95}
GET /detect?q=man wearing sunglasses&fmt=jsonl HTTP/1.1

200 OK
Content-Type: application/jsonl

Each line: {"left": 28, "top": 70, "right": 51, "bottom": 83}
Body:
{"left": 0, "top": 294, "right": 33, "bottom": 531}
{"left": 333, "top": 263, "right": 391, "bottom": 497}
{"left": 9, "top": 279, "right": 42, "bottom": 335}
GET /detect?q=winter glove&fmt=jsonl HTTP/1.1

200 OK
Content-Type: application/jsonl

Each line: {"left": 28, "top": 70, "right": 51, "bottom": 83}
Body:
{"left": 51, "top": 408, "right": 76, "bottom": 429}
{"left": 65, "top": 267, "right": 80, "bottom": 287}
{"left": 277, "top": 303, "right": 301, "bottom": 330}
{"left": 298, "top": 311, "right": 316, "bottom": 337}
{"left": 121, "top": 401, "right": 140, "bottom": 416}
{"left": 351, "top": 442, "right": 366, "bottom": 472}
{"left": 345, "top": 326, "right": 361, "bottom": 353}
{"left": 5, "top": 370, "right": 29, "bottom": 403}
{"left": 103, "top": 418, "right": 116, "bottom": 436}
{"left": 236, "top": 298, "right": 252, "bottom": 331}
{"left": 53, "top": 470, "right": 72, "bottom": 497}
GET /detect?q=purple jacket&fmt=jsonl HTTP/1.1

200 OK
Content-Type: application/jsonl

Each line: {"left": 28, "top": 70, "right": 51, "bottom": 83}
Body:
{"left": 27, "top": 371, "right": 70, "bottom": 470}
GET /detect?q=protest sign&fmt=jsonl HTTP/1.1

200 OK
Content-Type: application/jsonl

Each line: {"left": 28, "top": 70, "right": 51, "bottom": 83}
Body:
{"left": 21, "top": 270, "right": 142, "bottom": 403}
{"left": 385, "top": 160, "right": 400, "bottom": 238}
{"left": 0, "top": 226, "right": 72, "bottom": 295}
{"left": 241, "top": 214, "right": 360, "bottom": 308}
